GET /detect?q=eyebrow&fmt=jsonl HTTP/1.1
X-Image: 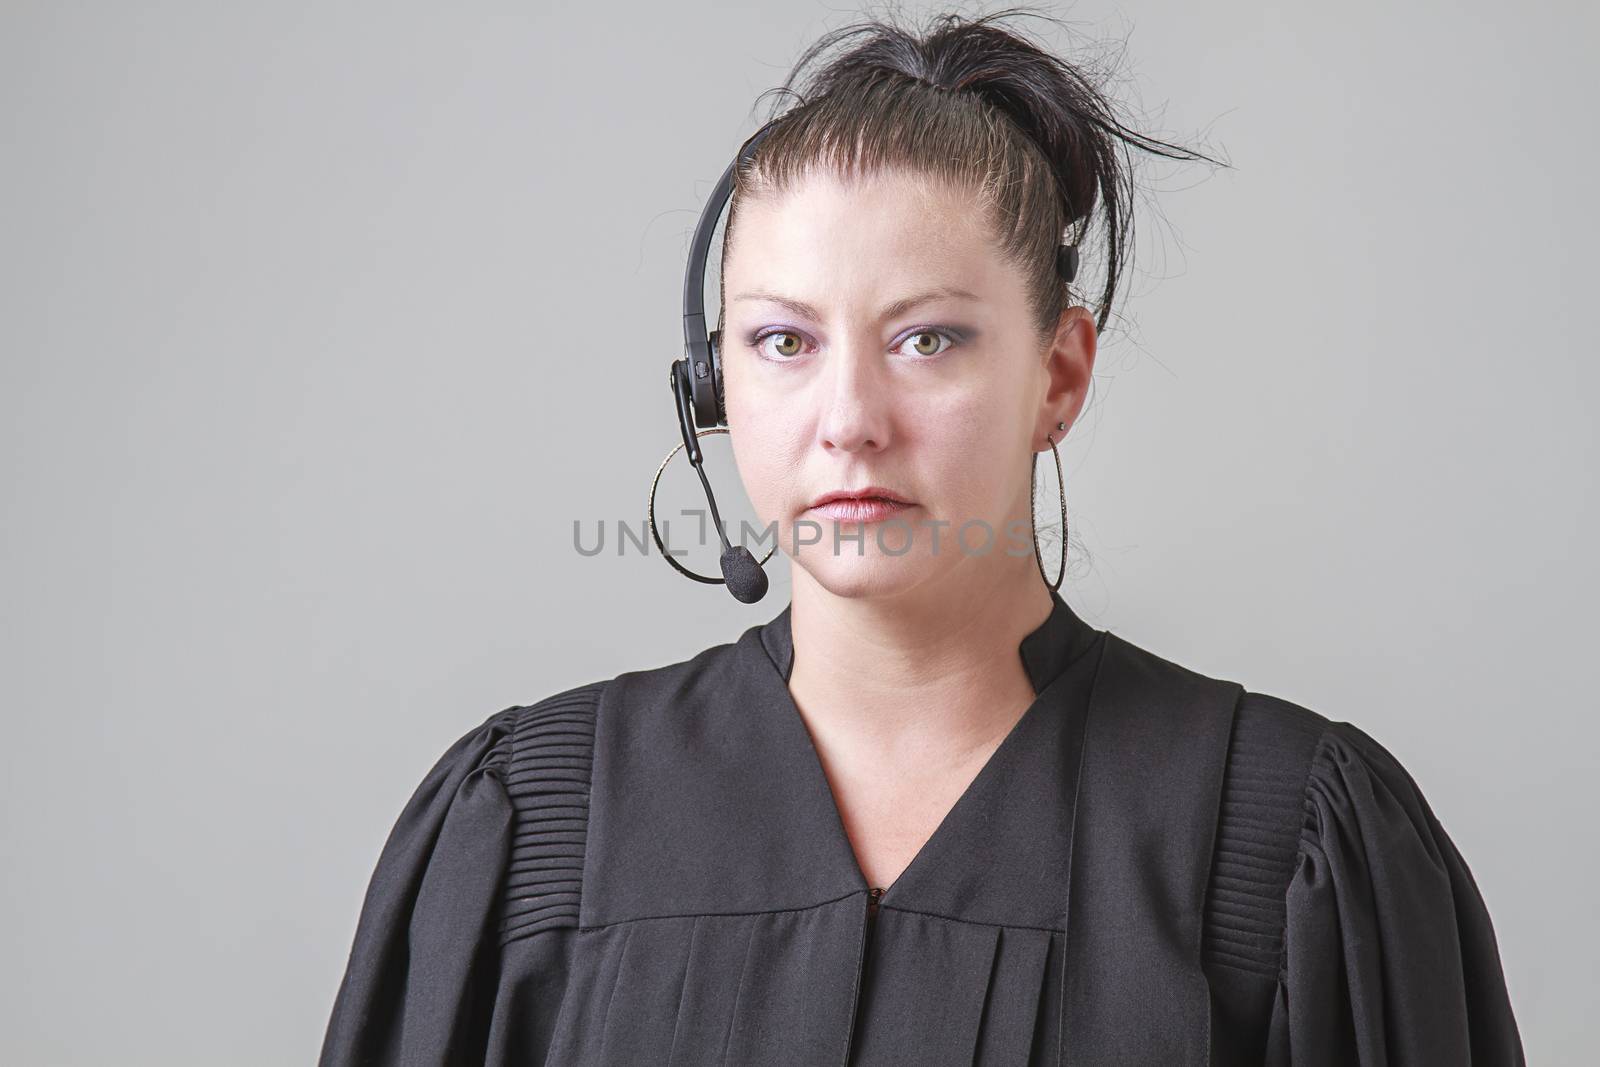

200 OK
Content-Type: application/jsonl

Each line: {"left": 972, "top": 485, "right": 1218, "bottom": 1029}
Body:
{"left": 730, "top": 285, "right": 980, "bottom": 322}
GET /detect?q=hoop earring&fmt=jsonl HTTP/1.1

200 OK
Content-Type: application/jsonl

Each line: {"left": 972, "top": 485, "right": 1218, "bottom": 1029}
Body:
{"left": 1031, "top": 421, "right": 1068, "bottom": 591}
{"left": 647, "top": 426, "right": 779, "bottom": 585}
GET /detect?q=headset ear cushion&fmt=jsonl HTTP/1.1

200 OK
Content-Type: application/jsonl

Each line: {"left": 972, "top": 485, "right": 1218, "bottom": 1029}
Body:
{"left": 708, "top": 329, "right": 727, "bottom": 425}
{"left": 1056, "top": 243, "right": 1079, "bottom": 284}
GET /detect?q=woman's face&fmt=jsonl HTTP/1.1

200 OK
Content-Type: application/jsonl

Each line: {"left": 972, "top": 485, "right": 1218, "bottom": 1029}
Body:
{"left": 720, "top": 166, "right": 1094, "bottom": 601}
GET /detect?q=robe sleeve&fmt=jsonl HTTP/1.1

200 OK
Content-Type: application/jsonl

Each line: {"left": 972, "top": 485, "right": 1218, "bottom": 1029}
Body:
{"left": 318, "top": 708, "right": 519, "bottom": 1066}
{"left": 1265, "top": 719, "right": 1525, "bottom": 1065}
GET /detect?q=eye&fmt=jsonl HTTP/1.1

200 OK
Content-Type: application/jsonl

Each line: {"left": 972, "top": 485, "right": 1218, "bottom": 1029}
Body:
{"left": 750, "top": 329, "right": 809, "bottom": 361}
{"left": 893, "top": 328, "right": 956, "bottom": 358}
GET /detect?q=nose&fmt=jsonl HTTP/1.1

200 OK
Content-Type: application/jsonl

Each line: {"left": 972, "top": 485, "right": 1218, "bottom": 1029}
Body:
{"left": 816, "top": 338, "right": 894, "bottom": 454}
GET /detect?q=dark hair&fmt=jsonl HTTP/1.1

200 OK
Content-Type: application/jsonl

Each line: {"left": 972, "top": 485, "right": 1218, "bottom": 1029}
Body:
{"left": 717, "top": 6, "right": 1226, "bottom": 346}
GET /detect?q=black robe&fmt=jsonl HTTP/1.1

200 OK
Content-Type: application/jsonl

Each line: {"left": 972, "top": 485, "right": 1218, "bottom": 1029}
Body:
{"left": 318, "top": 589, "right": 1525, "bottom": 1065}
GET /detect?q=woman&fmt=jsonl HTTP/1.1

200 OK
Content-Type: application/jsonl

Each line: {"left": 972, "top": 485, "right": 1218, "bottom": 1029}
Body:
{"left": 319, "top": 11, "right": 1524, "bottom": 1065}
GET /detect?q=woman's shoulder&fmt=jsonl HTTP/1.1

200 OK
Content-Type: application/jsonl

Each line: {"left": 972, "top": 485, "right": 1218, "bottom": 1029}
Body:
{"left": 446, "top": 628, "right": 757, "bottom": 799}
{"left": 1216, "top": 691, "right": 1525, "bottom": 1060}
{"left": 1222, "top": 685, "right": 1448, "bottom": 849}
{"left": 321, "top": 677, "right": 617, "bottom": 1062}
{"left": 499, "top": 677, "right": 612, "bottom": 753}
{"left": 403, "top": 680, "right": 608, "bottom": 787}
{"left": 1213, "top": 685, "right": 1451, "bottom": 878}
{"left": 1204, "top": 681, "right": 1482, "bottom": 968}
{"left": 1105, "top": 629, "right": 1418, "bottom": 797}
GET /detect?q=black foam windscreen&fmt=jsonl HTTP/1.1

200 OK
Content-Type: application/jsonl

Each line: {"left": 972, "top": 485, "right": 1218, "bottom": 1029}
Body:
{"left": 720, "top": 545, "right": 769, "bottom": 604}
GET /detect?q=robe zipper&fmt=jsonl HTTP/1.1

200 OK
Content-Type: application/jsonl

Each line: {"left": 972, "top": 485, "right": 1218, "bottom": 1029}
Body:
{"left": 838, "top": 887, "right": 887, "bottom": 1067}
{"left": 866, "top": 886, "right": 885, "bottom": 932}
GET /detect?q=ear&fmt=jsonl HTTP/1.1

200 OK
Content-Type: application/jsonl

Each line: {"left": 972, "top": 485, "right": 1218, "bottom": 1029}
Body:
{"left": 1035, "top": 305, "right": 1096, "bottom": 449}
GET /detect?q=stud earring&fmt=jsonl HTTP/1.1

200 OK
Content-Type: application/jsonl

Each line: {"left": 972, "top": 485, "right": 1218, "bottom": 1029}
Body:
{"left": 1031, "top": 421, "right": 1068, "bottom": 591}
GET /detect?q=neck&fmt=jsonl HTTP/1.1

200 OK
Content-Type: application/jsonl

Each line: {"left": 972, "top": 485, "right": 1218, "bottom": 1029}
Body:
{"left": 785, "top": 561, "right": 1055, "bottom": 753}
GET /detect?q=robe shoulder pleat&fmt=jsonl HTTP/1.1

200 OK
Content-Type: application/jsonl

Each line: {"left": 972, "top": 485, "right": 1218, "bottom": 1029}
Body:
{"left": 1198, "top": 691, "right": 1525, "bottom": 1065}
{"left": 317, "top": 680, "right": 608, "bottom": 1066}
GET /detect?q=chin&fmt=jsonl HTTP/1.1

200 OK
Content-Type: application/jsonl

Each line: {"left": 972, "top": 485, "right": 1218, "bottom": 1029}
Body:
{"left": 795, "top": 551, "right": 937, "bottom": 601}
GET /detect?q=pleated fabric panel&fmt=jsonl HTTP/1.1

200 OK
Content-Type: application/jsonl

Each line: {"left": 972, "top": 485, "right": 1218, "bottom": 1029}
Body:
{"left": 975, "top": 924, "right": 1060, "bottom": 1067}
{"left": 717, "top": 899, "right": 867, "bottom": 1065}
{"left": 1263, "top": 720, "right": 1528, "bottom": 1065}
{"left": 497, "top": 681, "right": 607, "bottom": 945}
{"left": 1200, "top": 693, "right": 1326, "bottom": 977}
{"left": 853, "top": 909, "right": 1061, "bottom": 1067}
{"left": 540, "top": 896, "right": 866, "bottom": 1067}
{"left": 536, "top": 894, "right": 1066, "bottom": 1067}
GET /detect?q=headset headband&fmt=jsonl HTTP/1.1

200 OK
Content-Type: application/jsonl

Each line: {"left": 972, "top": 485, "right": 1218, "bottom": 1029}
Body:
{"left": 676, "top": 120, "right": 781, "bottom": 446}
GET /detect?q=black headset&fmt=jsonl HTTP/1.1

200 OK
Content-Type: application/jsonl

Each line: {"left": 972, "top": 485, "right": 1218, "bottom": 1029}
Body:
{"left": 668, "top": 119, "right": 1081, "bottom": 605}
{"left": 667, "top": 120, "right": 781, "bottom": 604}
{"left": 673, "top": 121, "right": 777, "bottom": 444}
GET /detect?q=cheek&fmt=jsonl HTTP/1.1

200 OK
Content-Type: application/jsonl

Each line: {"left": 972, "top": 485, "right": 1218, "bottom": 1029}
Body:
{"left": 722, "top": 354, "right": 782, "bottom": 435}
{"left": 727, "top": 410, "right": 803, "bottom": 516}
{"left": 724, "top": 363, "right": 810, "bottom": 519}
{"left": 917, "top": 387, "right": 1026, "bottom": 496}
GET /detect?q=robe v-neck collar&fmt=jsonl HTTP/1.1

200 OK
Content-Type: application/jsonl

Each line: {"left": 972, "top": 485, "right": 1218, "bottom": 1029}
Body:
{"left": 757, "top": 587, "right": 1102, "bottom": 698}
{"left": 579, "top": 589, "right": 1107, "bottom": 931}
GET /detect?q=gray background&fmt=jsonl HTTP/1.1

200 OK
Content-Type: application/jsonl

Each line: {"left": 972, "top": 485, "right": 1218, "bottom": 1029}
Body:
{"left": 2, "top": 1, "right": 1592, "bottom": 1062}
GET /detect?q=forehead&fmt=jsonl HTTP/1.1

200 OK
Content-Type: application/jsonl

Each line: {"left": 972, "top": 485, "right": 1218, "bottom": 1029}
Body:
{"left": 724, "top": 166, "right": 1011, "bottom": 301}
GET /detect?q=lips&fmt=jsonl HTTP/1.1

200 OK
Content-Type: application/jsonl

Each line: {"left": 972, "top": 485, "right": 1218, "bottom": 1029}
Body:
{"left": 808, "top": 486, "right": 914, "bottom": 509}
{"left": 806, "top": 486, "right": 916, "bottom": 524}
{"left": 809, "top": 498, "right": 914, "bottom": 523}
